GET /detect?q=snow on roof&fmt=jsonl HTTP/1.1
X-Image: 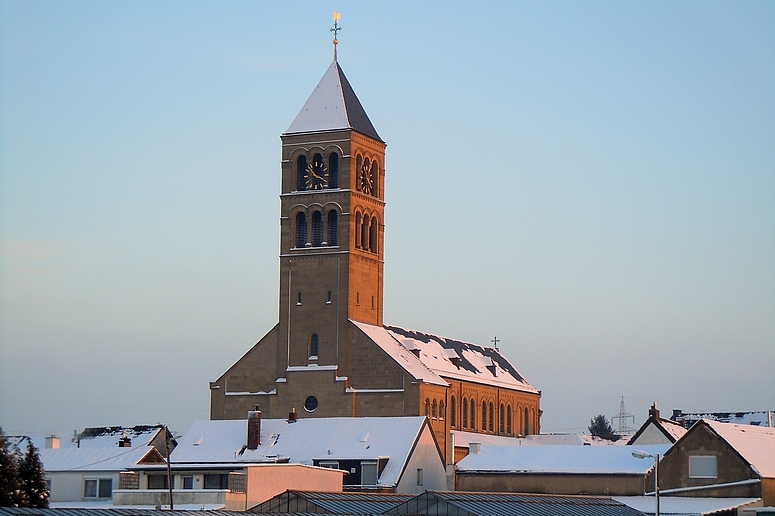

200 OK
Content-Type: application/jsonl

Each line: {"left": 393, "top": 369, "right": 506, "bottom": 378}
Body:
{"left": 456, "top": 444, "right": 670, "bottom": 474}
{"left": 351, "top": 321, "right": 447, "bottom": 387}
{"left": 172, "top": 416, "right": 431, "bottom": 488}
{"left": 353, "top": 321, "right": 538, "bottom": 393}
{"left": 452, "top": 430, "right": 587, "bottom": 447}
{"left": 72, "top": 425, "right": 164, "bottom": 448}
{"left": 41, "top": 446, "right": 159, "bottom": 472}
{"left": 704, "top": 420, "right": 775, "bottom": 478}
{"left": 285, "top": 61, "right": 381, "bottom": 141}
{"left": 660, "top": 419, "right": 688, "bottom": 442}
{"left": 613, "top": 496, "right": 761, "bottom": 515}
{"left": 673, "top": 410, "right": 773, "bottom": 427}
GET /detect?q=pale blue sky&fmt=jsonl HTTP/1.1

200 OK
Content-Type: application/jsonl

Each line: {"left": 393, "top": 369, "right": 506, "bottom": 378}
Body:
{"left": 1, "top": 1, "right": 773, "bottom": 437}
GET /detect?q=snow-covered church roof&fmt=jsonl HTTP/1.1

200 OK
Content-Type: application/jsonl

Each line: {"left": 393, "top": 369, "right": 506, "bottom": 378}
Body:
{"left": 285, "top": 60, "right": 381, "bottom": 141}
{"left": 353, "top": 321, "right": 539, "bottom": 393}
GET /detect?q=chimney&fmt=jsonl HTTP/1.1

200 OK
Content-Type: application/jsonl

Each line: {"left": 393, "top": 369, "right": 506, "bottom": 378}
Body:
{"left": 118, "top": 429, "right": 131, "bottom": 448}
{"left": 288, "top": 407, "right": 297, "bottom": 423}
{"left": 247, "top": 406, "right": 261, "bottom": 450}
{"left": 649, "top": 402, "right": 660, "bottom": 420}
{"left": 469, "top": 442, "right": 480, "bottom": 454}
{"left": 45, "top": 436, "right": 60, "bottom": 449}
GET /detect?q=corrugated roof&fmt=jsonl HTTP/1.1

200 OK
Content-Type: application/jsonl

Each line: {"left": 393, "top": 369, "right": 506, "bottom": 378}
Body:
{"left": 387, "top": 491, "right": 648, "bottom": 516}
{"left": 704, "top": 419, "right": 775, "bottom": 477}
{"left": 172, "top": 417, "right": 431, "bottom": 487}
{"left": 613, "top": 496, "right": 761, "bottom": 515}
{"left": 285, "top": 61, "right": 381, "bottom": 141}
{"left": 456, "top": 444, "right": 670, "bottom": 474}
{"left": 353, "top": 321, "right": 538, "bottom": 393}
{"left": 250, "top": 491, "right": 414, "bottom": 514}
{"left": 40, "top": 446, "right": 161, "bottom": 472}
{"left": 0, "top": 509, "right": 239, "bottom": 516}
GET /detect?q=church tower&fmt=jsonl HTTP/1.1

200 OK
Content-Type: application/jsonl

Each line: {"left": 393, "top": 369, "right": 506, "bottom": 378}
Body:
{"left": 277, "top": 59, "right": 386, "bottom": 376}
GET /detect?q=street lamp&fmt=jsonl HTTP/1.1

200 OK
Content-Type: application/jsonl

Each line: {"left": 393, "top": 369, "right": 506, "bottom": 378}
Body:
{"left": 632, "top": 449, "right": 659, "bottom": 516}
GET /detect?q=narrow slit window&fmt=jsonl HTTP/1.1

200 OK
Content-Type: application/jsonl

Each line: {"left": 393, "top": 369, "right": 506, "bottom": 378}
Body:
{"left": 327, "top": 291, "right": 332, "bottom": 304}
{"left": 311, "top": 211, "right": 323, "bottom": 246}
{"left": 297, "top": 292, "right": 302, "bottom": 305}
{"left": 296, "top": 155, "right": 308, "bottom": 191}
{"left": 310, "top": 334, "right": 319, "bottom": 358}
{"left": 328, "top": 153, "right": 339, "bottom": 188}
{"left": 327, "top": 210, "right": 338, "bottom": 246}
{"left": 295, "top": 212, "right": 307, "bottom": 248}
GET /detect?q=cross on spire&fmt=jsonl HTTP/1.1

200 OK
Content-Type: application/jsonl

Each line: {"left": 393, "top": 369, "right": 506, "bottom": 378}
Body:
{"left": 331, "top": 11, "right": 342, "bottom": 61}
{"left": 492, "top": 336, "right": 499, "bottom": 349}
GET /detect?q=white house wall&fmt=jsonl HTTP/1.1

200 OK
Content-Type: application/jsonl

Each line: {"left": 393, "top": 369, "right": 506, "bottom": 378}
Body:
{"left": 395, "top": 426, "right": 446, "bottom": 494}
{"left": 631, "top": 424, "right": 673, "bottom": 446}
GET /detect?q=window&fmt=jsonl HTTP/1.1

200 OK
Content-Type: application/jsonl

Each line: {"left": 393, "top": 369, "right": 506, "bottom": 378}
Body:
{"left": 362, "top": 215, "right": 370, "bottom": 250}
{"left": 311, "top": 211, "right": 323, "bottom": 246}
{"left": 204, "top": 474, "right": 229, "bottom": 489}
{"left": 416, "top": 468, "right": 423, "bottom": 486}
{"left": 470, "top": 399, "right": 476, "bottom": 430}
{"left": 507, "top": 405, "right": 512, "bottom": 435}
{"left": 450, "top": 396, "right": 457, "bottom": 427}
{"left": 327, "top": 290, "right": 332, "bottom": 304}
{"left": 361, "top": 461, "right": 378, "bottom": 485}
{"left": 355, "top": 212, "right": 362, "bottom": 248}
{"left": 319, "top": 461, "right": 339, "bottom": 469}
{"left": 310, "top": 334, "right": 319, "bottom": 357}
{"left": 439, "top": 401, "right": 445, "bottom": 420}
{"left": 369, "top": 217, "right": 377, "bottom": 253}
{"left": 296, "top": 155, "right": 308, "bottom": 191}
{"left": 689, "top": 456, "right": 717, "bottom": 478}
{"left": 432, "top": 399, "right": 438, "bottom": 419}
{"left": 462, "top": 397, "right": 467, "bottom": 428}
{"left": 327, "top": 210, "right": 338, "bottom": 246}
{"left": 370, "top": 161, "right": 379, "bottom": 197}
{"left": 182, "top": 476, "right": 193, "bottom": 489}
{"left": 85, "top": 478, "right": 112, "bottom": 498}
{"left": 328, "top": 152, "right": 339, "bottom": 188}
{"left": 482, "top": 401, "right": 487, "bottom": 431}
{"left": 295, "top": 212, "right": 307, "bottom": 248}
{"left": 148, "top": 475, "right": 168, "bottom": 490}
{"left": 425, "top": 398, "right": 430, "bottom": 417}
{"left": 524, "top": 407, "right": 530, "bottom": 435}
{"left": 297, "top": 291, "right": 302, "bottom": 306}
{"left": 304, "top": 396, "right": 318, "bottom": 412}
{"left": 489, "top": 402, "right": 494, "bottom": 432}
{"left": 500, "top": 404, "right": 505, "bottom": 433}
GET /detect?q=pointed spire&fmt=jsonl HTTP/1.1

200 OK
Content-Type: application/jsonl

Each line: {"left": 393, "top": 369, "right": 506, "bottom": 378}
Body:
{"left": 285, "top": 61, "right": 381, "bottom": 141}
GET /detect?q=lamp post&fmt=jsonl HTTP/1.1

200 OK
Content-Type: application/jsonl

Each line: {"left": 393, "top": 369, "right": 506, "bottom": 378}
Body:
{"left": 632, "top": 450, "right": 659, "bottom": 516}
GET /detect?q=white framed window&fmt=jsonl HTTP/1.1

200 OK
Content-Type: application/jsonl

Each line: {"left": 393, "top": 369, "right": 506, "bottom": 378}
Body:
{"left": 84, "top": 478, "right": 112, "bottom": 498}
{"left": 361, "top": 461, "right": 378, "bottom": 485}
{"left": 318, "top": 461, "right": 339, "bottom": 469}
{"left": 689, "top": 455, "right": 717, "bottom": 478}
{"left": 182, "top": 476, "right": 193, "bottom": 489}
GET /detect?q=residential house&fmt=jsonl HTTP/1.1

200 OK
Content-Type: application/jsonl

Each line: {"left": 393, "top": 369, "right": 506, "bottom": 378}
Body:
{"left": 629, "top": 404, "right": 688, "bottom": 446}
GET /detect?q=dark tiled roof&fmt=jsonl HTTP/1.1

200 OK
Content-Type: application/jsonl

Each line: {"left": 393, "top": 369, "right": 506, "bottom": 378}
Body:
{"left": 250, "top": 490, "right": 413, "bottom": 514}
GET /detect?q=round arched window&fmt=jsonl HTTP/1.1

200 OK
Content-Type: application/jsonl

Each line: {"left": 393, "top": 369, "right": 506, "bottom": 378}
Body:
{"left": 304, "top": 396, "right": 318, "bottom": 412}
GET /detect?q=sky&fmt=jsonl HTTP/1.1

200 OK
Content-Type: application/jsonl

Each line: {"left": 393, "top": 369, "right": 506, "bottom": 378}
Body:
{"left": 1, "top": 1, "right": 773, "bottom": 440}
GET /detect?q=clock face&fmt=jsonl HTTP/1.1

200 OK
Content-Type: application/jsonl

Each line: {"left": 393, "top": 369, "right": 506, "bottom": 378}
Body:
{"left": 358, "top": 163, "right": 373, "bottom": 195}
{"left": 305, "top": 160, "right": 328, "bottom": 190}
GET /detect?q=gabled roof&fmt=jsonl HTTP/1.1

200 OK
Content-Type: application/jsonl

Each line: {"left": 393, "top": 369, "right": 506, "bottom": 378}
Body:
{"left": 40, "top": 445, "right": 164, "bottom": 472}
{"left": 452, "top": 430, "right": 587, "bottom": 447}
{"left": 285, "top": 61, "right": 381, "bottom": 141}
{"left": 353, "top": 321, "right": 538, "bottom": 393}
{"left": 702, "top": 420, "right": 775, "bottom": 478}
{"left": 172, "top": 416, "right": 438, "bottom": 488}
{"left": 627, "top": 416, "right": 688, "bottom": 445}
{"left": 456, "top": 444, "right": 670, "bottom": 475}
{"left": 387, "top": 491, "right": 648, "bottom": 516}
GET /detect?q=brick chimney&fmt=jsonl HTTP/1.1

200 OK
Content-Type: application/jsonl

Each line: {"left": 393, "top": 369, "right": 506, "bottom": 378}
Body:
{"left": 288, "top": 407, "right": 297, "bottom": 423}
{"left": 247, "top": 406, "right": 261, "bottom": 450}
{"left": 649, "top": 402, "right": 660, "bottom": 420}
{"left": 118, "top": 429, "right": 132, "bottom": 447}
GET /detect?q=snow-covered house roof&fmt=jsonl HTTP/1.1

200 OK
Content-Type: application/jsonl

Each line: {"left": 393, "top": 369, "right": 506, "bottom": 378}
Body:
{"left": 171, "top": 416, "right": 440, "bottom": 488}
{"left": 72, "top": 425, "right": 167, "bottom": 449}
{"left": 628, "top": 416, "right": 688, "bottom": 445}
{"left": 285, "top": 60, "right": 381, "bottom": 141}
{"left": 671, "top": 410, "right": 774, "bottom": 428}
{"left": 456, "top": 444, "right": 670, "bottom": 475}
{"left": 40, "top": 446, "right": 164, "bottom": 472}
{"left": 353, "top": 321, "right": 538, "bottom": 394}
{"left": 701, "top": 420, "right": 775, "bottom": 478}
{"left": 614, "top": 496, "right": 761, "bottom": 515}
{"left": 452, "top": 430, "right": 588, "bottom": 447}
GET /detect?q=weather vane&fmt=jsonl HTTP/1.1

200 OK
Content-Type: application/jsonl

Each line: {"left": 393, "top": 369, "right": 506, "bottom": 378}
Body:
{"left": 331, "top": 11, "right": 342, "bottom": 61}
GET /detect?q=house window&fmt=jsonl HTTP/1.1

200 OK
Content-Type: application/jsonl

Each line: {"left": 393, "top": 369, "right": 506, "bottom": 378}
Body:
{"left": 319, "top": 461, "right": 339, "bottom": 469}
{"left": 689, "top": 456, "right": 717, "bottom": 478}
{"left": 450, "top": 396, "right": 457, "bottom": 427}
{"left": 84, "top": 478, "right": 112, "bottom": 498}
{"left": 361, "top": 461, "right": 378, "bottom": 485}
{"left": 182, "top": 476, "right": 193, "bottom": 489}
{"left": 204, "top": 474, "right": 229, "bottom": 489}
{"left": 147, "top": 475, "right": 168, "bottom": 490}
{"left": 416, "top": 468, "right": 423, "bottom": 486}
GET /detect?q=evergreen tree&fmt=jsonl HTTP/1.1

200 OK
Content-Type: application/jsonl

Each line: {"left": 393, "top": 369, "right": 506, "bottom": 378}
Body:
{"left": 0, "top": 428, "right": 20, "bottom": 507}
{"left": 588, "top": 414, "right": 618, "bottom": 440}
{"left": 19, "top": 440, "right": 49, "bottom": 508}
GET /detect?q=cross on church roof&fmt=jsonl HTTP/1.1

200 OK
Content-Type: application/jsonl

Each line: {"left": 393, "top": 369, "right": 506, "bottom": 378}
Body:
{"left": 492, "top": 336, "right": 499, "bottom": 349}
{"left": 331, "top": 11, "right": 342, "bottom": 62}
